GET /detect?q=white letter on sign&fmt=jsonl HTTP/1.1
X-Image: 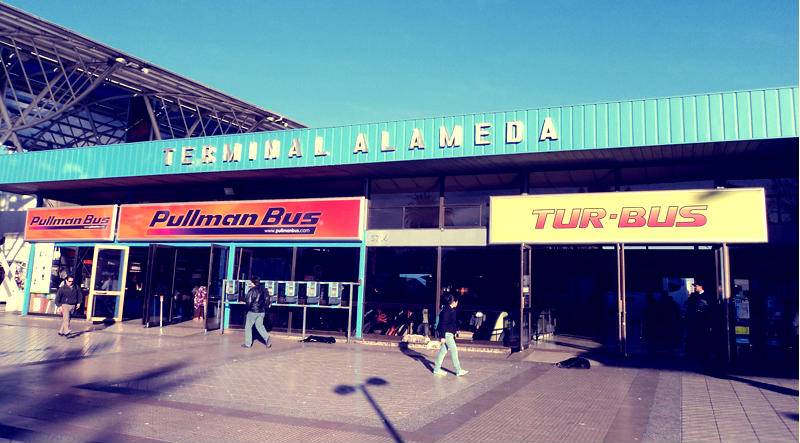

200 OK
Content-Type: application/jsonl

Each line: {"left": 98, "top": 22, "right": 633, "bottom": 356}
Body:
{"left": 475, "top": 123, "right": 491, "bottom": 145}
{"left": 354, "top": 133, "right": 368, "bottom": 154}
{"left": 439, "top": 125, "right": 463, "bottom": 148}
{"left": 540, "top": 117, "right": 558, "bottom": 141}
{"left": 506, "top": 121, "right": 524, "bottom": 143}
{"left": 409, "top": 128, "right": 425, "bottom": 150}
{"left": 314, "top": 136, "right": 329, "bottom": 156}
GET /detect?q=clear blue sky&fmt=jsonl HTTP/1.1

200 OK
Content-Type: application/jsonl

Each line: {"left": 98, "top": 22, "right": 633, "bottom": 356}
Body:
{"left": 7, "top": 0, "right": 799, "bottom": 128}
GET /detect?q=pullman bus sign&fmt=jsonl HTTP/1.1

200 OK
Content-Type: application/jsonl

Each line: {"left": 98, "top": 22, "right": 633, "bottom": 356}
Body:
{"left": 489, "top": 188, "right": 768, "bottom": 245}
{"left": 117, "top": 197, "right": 366, "bottom": 242}
{"left": 161, "top": 118, "right": 559, "bottom": 167}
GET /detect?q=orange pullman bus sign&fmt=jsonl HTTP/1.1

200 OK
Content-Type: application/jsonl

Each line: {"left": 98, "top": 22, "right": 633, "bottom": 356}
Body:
{"left": 117, "top": 197, "right": 366, "bottom": 241}
{"left": 24, "top": 206, "right": 117, "bottom": 241}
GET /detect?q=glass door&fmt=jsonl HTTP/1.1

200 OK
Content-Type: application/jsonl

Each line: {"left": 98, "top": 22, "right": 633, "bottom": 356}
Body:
{"left": 86, "top": 245, "right": 129, "bottom": 322}
{"left": 205, "top": 244, "right": 228, "bottom": 332}
{"left": 144, "top": 244, "right": 177, "bottom": 328}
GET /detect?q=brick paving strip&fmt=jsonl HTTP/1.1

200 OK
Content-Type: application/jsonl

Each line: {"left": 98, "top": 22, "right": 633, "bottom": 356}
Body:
{"left": 603, "top": 369, "right": 660, "bottom": 443}
{"left": 0, "top": 314, "right": 796, "bottom": 443}
{"left": 403, "top": 364, "right": 551, "bottom": 442}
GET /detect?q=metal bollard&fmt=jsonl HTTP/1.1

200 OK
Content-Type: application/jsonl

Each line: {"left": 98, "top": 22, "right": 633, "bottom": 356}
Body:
{"left": 159, "top": 295, "right": 164, "bottom": 334}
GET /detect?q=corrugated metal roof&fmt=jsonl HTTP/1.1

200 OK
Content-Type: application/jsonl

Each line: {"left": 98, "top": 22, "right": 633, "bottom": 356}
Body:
{"left": 0, "top": 86, "right": 797, "bottom": 192}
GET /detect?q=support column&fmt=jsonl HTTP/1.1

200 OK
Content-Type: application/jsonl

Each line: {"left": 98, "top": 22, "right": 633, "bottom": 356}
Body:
{"left": 143, "top": 97, "right": 162, "bottom": 141}
{"left": 616, "top": 243, "right": 627, "bottom": 357}
{"left": 222, "top": 243, "right": 235, "bottom": 331}
{"left": 520, "top": 170, "right": 530, "bottom": 195}
{"left": 717, "top": 243, "right": 733, "bottom": 363}
{"left": 355, "top": 241, "right": 366, "bottom": 339}
{"left": 435, "top": 246, "right": 442, "bottom": 317}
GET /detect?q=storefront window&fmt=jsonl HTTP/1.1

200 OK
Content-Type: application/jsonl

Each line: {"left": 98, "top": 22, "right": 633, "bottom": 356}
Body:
{"left": 369, "top": 177, "right": 440, "bottom": 229}
{"left": 295, "top": 247, "right": 359, "bottom": 283}
{"left": 726, "top": 178, "right": 798, "bottom": 224}
{"left": 444, "top": 173, "right": 519, "bottom": 227}
{"left": 441, "top": 246, "right": 519, "bottom": 342}
{"left": 364, "top": 247, "right": 437, "bottom": 336}
{"left": 235, "top": 247, "right": 293, "bottom": 282}
{"left": 530, "top": 169, "right": 616, "bottom": 194}
{"left": 27, "top": 246, "right": 92, "bottom": 317}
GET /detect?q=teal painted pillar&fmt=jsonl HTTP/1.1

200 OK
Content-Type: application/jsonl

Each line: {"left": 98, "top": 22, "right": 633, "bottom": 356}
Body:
{"left": 223, "top": 243, "right": 235, "bottom": 330}
{"left": 355, "top": 241, "right": 366, "bottom": 338}
{"left": 21, "top": 242, "right": 34, "bottom": 315}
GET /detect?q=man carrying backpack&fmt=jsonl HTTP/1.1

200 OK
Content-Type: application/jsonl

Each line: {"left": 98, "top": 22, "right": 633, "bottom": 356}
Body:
{"left": 242, "top": 276, "right": 272, "bottom": 349}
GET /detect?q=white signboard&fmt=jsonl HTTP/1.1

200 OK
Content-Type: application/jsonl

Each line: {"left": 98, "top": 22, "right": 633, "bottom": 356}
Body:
{"left": 30, "top": 242, "right": 54, "bottom": 294}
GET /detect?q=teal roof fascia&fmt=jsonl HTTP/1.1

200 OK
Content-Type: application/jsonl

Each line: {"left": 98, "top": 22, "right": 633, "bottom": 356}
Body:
{"left": 1, "top": 86, "right": 797, "bottom": 185}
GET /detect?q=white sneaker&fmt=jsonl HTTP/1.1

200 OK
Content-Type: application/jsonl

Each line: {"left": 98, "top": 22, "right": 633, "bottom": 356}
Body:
{"left": 432, "top": 369, "right": 446, "bottom": 376}
{"left": 456, "top": 370, "right": 469, "bottom": 377}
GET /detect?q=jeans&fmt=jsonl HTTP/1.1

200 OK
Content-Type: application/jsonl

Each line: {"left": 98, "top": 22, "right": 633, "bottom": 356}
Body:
{"left": 244, "top": 311, "right": 270, "bottom": 347}
{"left": 434, "top": 332, "right": 462, "bottom": 373}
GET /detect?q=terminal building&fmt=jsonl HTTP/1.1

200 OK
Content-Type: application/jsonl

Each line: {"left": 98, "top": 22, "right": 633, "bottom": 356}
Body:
{"left": 1, "top": 3, "right": 797, "bottom": 367}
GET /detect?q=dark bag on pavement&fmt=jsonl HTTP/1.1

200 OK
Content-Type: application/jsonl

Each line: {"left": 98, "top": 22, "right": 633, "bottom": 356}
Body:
{"left": 555, "top": 357, "right": 591, "bottom": 369}
{"left": 302, "top": 335, "right": 336, "bottom": 344}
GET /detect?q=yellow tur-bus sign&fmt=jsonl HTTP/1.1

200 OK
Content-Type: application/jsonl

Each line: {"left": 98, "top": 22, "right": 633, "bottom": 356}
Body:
{"left": 489, "top": 188, "right": 768, "bottom": 244}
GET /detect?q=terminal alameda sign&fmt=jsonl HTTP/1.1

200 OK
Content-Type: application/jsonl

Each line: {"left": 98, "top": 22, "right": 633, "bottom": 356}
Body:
{"left": 489, "top": 188, "right": 768, "bottom": 244}
{"left": 161, "top": 119, "right": 558, "bottom": 167}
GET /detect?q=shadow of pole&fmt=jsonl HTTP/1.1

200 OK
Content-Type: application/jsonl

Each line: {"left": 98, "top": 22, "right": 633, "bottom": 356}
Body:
{"left": 334, "top": 377, "right": 404, "bottom": 443}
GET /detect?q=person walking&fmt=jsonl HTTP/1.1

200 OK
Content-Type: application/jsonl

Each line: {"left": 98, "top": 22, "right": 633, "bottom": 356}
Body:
{"left": 54, "top": 275, "right": 81, "bottom": 337}
{"left": 433, "top": 293, "right": 468, "bottom": 376}
{"left": 192, "top": 284, "right": 207, "bottom": 321}
{"left": 242, "top": 276, "right": 272, "bottom": 349}
{"left": 686, "top": 281, "right": 715, "bottom": 363}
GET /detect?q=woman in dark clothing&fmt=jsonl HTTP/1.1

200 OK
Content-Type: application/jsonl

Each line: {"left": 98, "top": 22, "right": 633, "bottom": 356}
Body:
{"left": 433, "top": 293, "right": 468, "bottom": 376}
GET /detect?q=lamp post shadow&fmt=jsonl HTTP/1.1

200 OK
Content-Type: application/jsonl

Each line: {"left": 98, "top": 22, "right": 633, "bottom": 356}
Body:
{"left": 334, "top": 377, "right": 404, "bottom": 443}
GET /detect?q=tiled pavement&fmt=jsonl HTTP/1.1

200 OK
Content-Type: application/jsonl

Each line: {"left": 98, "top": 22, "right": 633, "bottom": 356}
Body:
{"left": 0, "top": 312, "right": 796, "bottom": 443}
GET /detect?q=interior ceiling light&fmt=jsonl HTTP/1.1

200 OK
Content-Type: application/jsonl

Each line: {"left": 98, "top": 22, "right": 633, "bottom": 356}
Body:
{"left": 114, "top": 57, "right": 126, "bottom": 63}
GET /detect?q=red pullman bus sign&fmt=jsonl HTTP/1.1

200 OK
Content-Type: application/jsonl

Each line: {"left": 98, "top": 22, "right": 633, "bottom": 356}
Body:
{"left": 117, "top": 197, "right": 366, "bottom": 241}
{"left": 24, "top": 206, "right": 117, "bottom": 242}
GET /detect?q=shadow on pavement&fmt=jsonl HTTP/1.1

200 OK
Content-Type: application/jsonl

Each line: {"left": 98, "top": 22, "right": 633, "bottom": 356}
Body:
{"left": 398, "top": 342, "right": 434, "bottom": 372}
{"left": 714, "top": 374, "right": 799, "bottom": 397}
{"left": 334, "top": 377, "right": 404, "bottom": 443}
{"left": 0, "top": 345, "right": 188, "bottom": 442}
{"left": 529, "top": 335, "right": 799, "bottom": 381}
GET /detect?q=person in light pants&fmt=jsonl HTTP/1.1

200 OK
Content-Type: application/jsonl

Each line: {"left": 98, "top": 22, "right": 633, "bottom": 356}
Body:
{"left": 433, "top": 293, "right": 468, "bottom": 377}
{"left": 242, "top": 276, "right": 271, "bottom": 349}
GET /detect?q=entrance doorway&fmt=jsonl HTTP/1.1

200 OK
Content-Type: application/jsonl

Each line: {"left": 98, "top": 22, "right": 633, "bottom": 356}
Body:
{"left": 86, "top": 245, "right": 129, "bottom": 322}
{"left": 143, "top": 245, "right": 226, "bottom": 330}
{"left": 624, "top": 246, "right": 716, "bottom": 356}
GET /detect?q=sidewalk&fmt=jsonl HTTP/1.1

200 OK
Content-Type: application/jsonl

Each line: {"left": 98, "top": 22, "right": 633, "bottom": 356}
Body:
{"left": 0, "top": 312, "right": 796, "bottom": 443}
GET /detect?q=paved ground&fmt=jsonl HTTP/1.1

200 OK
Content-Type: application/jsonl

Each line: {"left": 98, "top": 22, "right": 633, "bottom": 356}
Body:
{"left": 0, "top": 312, "right": 796, "bottom": 443}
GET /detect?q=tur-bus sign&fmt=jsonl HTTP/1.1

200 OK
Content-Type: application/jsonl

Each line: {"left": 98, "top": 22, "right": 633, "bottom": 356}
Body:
{"left": 489, "top": 188, "right": 768, "bottom": 244}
